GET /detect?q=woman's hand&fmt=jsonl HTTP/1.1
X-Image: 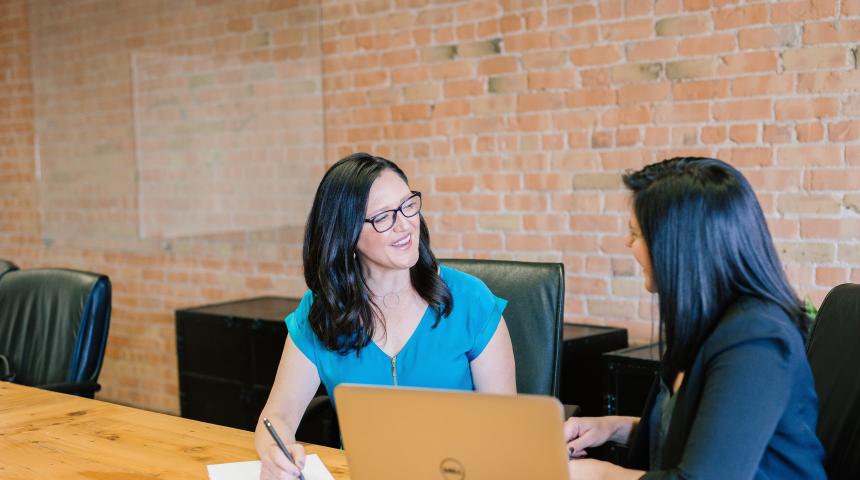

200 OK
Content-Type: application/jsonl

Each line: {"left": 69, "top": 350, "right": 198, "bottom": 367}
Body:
{"left": 259, "top": 442, "right": 305, "bottom": 480}
{"left": 563, "top": 416, "right": 637, "bottom": 456}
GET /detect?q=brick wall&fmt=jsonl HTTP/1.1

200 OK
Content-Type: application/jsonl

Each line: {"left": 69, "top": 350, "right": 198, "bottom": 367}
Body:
{"left": 2, "top": 0, "right": 860, "bottom": 413}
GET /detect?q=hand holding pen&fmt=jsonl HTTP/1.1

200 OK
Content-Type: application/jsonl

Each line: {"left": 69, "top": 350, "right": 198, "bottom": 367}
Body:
{"left": 262, "top": 417, "right": 306, "bottom": 480}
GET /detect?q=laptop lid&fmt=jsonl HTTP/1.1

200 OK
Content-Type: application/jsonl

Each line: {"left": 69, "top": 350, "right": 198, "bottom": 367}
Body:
{"left": 334, "top": 384, "right": 570, "bottom": 480}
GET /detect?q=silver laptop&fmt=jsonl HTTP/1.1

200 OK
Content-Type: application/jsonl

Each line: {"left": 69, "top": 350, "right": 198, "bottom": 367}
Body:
{"left": 334, "top": 384, "right": 570, "bottom": 480}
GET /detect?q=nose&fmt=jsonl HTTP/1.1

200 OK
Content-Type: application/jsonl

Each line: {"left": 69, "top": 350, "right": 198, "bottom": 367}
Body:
{"left": 391, "top": 210, "right": 412, "bottom": 232}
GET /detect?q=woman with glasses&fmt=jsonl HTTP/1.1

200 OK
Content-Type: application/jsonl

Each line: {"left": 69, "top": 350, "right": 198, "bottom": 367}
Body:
{"left": 255, "top": 153, "right": 516, "bottom": 479}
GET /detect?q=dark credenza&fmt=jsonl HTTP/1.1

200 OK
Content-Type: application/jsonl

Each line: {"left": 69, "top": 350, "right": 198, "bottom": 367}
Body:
{"left": 175, "top": 296, "right": 300, "bottom": 431}
{"left": 560, "top": 324, "right": 629, "bottom": 417}
{"left": 602, "top": 343, "right": 661, "bottom": 416}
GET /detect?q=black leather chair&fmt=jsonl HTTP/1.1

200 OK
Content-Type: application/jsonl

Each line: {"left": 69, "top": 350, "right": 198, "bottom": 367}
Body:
{"left": 0, "top": 268, "right": 112, "bottom": 398}
{"left": 440, "top": 258, "right": 565, "bottom": 397}
{"left": 295, "top": 258, "right": 568, "bottom": 447}
{"left": 807, "top": 283, "right": 860, "bottom": 479}
{"left": 0, "top": 259, "right": 18, "bottom": 278}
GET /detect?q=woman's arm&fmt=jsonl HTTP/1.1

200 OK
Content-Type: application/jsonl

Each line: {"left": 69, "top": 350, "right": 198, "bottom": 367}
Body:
{"left": 254, "top": 334, "right": 321, "bottom": 479}
{"left": 641, "top": 336, "right": 794, "bottom": 479}
{"left": 470, "top": 316, "right": 517, "bottom": 394}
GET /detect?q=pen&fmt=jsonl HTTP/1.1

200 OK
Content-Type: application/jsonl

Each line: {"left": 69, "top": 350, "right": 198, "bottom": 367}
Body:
{"left": 262, "top": 417, "right": 306, "bottom": 480}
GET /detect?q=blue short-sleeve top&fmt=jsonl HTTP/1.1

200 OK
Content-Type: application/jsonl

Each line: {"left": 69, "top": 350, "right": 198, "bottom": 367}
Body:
{"left": 285, "top": 265, "right": 507, "bottom": 397}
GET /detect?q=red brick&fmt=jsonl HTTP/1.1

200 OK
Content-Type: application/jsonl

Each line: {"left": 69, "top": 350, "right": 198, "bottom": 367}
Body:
{"left": 655, "top": 15, "right": 710, "bottom": 36}
{"left": 764, "top": 124, "right": 793, "bottom": 143}
{"left": 796, "top": 123, "right": 824, "bottom": 142}
{"left": 602, "top": 19, "right": 653, "bottom": 41}
{"left": 738, "top": 26, "right": 799, "bottom": 49}
{"left": 804, "top": 221, "right": 860, "bottom": 245}
{"left": 601, "top": 105, "right": 652, "bottom": 127}
{"left": 625, "top": 39, "right": 678, "bottom": 61}
{"left": 797, "top": 71, "right": 860, "bottom": 94}
{"left": 570, "top": 45, "right": 622, "bottom": 65}
{"left": 551, "top": 25, "right": 600, "bottom": 48}
{"left": 718, "top": 52, "right": 778, "bottom": 75}
{"left": 777, "top": 145, "right": 843, "bottom": 166}
{"left": 714, "top": 4, "right": 769, "bottom": 29}
{"left": 829, "top": 121, "right": 860, "bottom": 141}
{"left": 783, "top": 46, "right": 850, "bottom": 70}
{"left": 436, "top": 175, "right": 475, "bottom": 192}
{"left": 729, "top": 124, "right": 758, "bottom": 143}
{"left": 677, "top": 33, "right": 736, "bottom": 56}
{"left": 655, "top": 103, "right": 710, "bottom": 123}
{"left": 803, "top": 21, "right": 860, "bottom": 44}
{"left": 713, "top": 99, "right": 772, "bottom": 121}
{"left": 477, "top": 57, "right": 518, "bottom": 76}
{"left": 672, "top": 79, "right": 729, "bottom": 100}
{"left": 565, "top": 88, "right": 617, "bottom": 108}
{"left": 505, "top": 32, "right": 551, "bottom": 51}
{"left": 806, "top": 169, "right": 860, "bottom": 191}
{"left": 701, "top": 125, "right": 727, "bottom": 144}
{"left": 529, "top": 71, "right": 579, "bottom": 90}
{"left": 775, "top": 98, "right": 840, "bottom": 120}
{"left": 507, "top": 234, "right": 551, "bottom": 252}
{"left": 771, "top": 0, "right": 837, "bottom": 24}
{"left": 717, "top": 147, "right": 773, "bottom": 167}
{"left": 731, "top": 75, "right": 794, "bottom": 97}
{"left": 618, "top": 83, "right": 671, "bottom": 104}
{"left": 523, "top": 51, "right": 568, "bottom": 69}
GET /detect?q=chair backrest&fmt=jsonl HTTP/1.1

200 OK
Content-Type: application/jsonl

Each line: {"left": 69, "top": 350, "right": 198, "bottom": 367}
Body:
{"left": 0, "top": 268, "right": 111, "bottom": 387}
{"left": 440, "top": 259, "right": 565, "bottom": 397}
{"left": 0, "top": 259, "right": 18, "bottom": 278}
{"left": 806, "top": 283, "right": 860, "bottom": 480}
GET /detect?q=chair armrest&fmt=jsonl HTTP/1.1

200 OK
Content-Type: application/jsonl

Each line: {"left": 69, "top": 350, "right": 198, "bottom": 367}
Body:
{"left": 38, "top": 381, "right": 101, "bottom": 398}
{"left": 564, "top": 403, "right": 581, "bottom": 418}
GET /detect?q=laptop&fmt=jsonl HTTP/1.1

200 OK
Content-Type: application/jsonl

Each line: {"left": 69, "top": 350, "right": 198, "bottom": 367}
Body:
{"left": 334, "top": 384, "right": 570, "bottom": 480}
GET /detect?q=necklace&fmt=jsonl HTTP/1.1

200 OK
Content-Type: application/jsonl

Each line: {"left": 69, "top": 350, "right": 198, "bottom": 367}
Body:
{"left": 371, "top": 285, "right": 409, "bottom": 309}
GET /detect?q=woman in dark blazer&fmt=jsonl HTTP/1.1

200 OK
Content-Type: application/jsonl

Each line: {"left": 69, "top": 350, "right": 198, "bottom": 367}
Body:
{"left": 566, "top": 157, "right": 826, "bottom": 479}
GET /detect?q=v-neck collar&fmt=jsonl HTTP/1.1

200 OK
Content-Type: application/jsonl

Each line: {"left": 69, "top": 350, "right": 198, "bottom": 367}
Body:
{"left": 370, "top": 304, "right": 432, "bottom": 359}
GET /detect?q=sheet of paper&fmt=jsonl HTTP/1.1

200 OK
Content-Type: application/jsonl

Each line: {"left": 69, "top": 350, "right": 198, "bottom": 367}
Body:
{"left": 207, "top": 453, "right": 334, "bottom": 480}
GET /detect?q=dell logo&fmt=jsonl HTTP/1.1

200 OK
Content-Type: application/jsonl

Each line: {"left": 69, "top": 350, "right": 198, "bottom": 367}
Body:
{"left": 439, "top": 458, "right": 465, "bottom": 480}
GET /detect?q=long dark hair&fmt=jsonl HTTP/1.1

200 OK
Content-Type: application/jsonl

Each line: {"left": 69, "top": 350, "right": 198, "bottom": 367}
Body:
{"left": 302, "top": 152, "right": 453, "bottom": 354}
{"left": 623, "top": 157, "right": 808, "bottom": 377}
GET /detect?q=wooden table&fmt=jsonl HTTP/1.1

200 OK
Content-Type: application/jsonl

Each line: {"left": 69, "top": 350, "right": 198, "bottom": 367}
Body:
{"left": 0, "top": 382, "right": 349, "bottom": 479}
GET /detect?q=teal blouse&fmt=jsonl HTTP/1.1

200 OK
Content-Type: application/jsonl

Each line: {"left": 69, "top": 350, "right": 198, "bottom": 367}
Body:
{"left": 285, "top": 266, "right": 507, "bottom": 398}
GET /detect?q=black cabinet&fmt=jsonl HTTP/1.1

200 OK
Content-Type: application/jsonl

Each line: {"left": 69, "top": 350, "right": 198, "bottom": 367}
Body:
{"left": 175, "top": 296, "right": 299, "bottom": 431}
{"left": 560, "top": 324, "right": 628, "bottom": 416}
{"left": 602, "top": 343, "right": 661, "bottom": 416}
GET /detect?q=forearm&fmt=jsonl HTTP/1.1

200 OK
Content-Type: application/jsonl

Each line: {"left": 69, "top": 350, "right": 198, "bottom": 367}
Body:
{"left": 254, "top": 410, "right": 297, "bottom": 453}
{"left": 610, "top": 416, "right": 639, "bottom": 444}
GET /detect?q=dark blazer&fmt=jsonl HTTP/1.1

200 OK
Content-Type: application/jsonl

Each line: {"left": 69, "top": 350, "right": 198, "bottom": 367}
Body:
{"left": 629, "top": 296, "right": 826, "bottom": 479}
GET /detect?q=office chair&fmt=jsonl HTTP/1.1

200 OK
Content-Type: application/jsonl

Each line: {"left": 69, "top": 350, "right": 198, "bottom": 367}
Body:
{"left": 0, "top": 268, "right": 112, "bottom": 398}
{"left": 807, "top": 283, "right": 860, "bottom": 479}
{"left": 440, "top": 258, "right": 566, "bottom": 397}
{"left": 295, "top": 258, "right": 568, "bottom": 447}
{"left": 0, "top": 259, "right": 17, "bottom": 278}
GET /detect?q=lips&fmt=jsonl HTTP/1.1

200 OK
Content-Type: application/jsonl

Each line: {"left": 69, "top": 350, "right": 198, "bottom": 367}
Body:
{"left": 391, "top": 233, "right": 412, "bottom": 249}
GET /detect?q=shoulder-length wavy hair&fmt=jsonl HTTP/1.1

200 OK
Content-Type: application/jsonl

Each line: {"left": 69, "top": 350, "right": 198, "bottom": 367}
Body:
{"left": 623, "top": 157, "right": 808, "bottom": 377}
{"left": 303, "top": 152, "right": 452, "bottom": 354}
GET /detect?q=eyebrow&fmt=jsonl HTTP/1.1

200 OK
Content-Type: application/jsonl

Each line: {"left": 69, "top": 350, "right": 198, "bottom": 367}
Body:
{"left": 367, "top": 192, "right": 414, "bottom": 217}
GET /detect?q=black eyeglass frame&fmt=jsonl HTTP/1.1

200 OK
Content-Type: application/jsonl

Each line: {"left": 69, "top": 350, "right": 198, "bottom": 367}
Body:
{"left": 364, "top": 191, "right": 423, "bottom": 233}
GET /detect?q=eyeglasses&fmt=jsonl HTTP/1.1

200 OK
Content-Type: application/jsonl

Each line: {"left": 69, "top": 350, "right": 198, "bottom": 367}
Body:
{"left": 364, "top": 192, "right": 422, "bottom": 233}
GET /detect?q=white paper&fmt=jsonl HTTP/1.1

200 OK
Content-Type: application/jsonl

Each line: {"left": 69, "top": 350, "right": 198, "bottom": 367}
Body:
{"left": 207, "top": 454, "right": 335, "bottom": 480}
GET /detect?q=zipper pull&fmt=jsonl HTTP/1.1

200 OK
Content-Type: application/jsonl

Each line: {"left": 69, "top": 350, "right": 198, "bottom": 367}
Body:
{"left": 391, "top": 355, "right": 397, "bottom": 386}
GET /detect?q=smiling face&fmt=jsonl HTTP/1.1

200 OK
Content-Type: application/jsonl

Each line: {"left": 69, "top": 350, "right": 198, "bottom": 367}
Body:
{"left": 355, "top": 169, "right": 421, "bottom": 276}
{"left": 626, "top": 206, "right": 655, "bottom": 293}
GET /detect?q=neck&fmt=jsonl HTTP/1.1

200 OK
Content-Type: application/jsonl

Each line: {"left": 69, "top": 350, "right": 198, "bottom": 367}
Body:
{"left": 363, "top": 265, "right": 412, "bottom": 296}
